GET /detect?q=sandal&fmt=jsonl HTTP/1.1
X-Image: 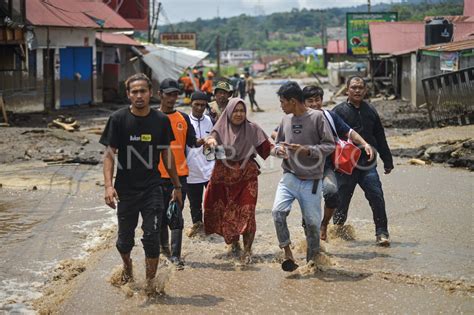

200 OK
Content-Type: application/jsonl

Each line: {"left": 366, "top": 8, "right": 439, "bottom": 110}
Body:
{"left": 281, "top": 259, "right": 299, "bottom": 272}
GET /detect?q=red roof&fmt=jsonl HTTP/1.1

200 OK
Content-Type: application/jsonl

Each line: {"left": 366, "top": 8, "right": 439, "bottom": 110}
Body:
{"left": 27, "top": 0, "right": 133, "bottom": 30}
{"left": 96, "top": 33, "right": 141, "bottom": 46}
{"left": 326, "top": 40, "right": 347, "bottom": 54}
{"left": 453, "top": 22, "right": 474, "bottom": 41}
{"left": 369, "top": 22, "right": 425, "bottom": 55}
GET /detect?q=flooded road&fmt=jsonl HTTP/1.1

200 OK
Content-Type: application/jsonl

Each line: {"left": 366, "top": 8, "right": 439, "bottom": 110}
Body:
{"left": 0, "top": 162, "right": 116, "bottom": 313}
{"left": 1, "top": 80, "right": 473, "bottom": 313}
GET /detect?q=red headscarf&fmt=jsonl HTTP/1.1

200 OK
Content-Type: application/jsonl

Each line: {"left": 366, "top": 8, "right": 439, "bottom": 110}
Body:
{"left": 211, "top": 98, "right": 268, "bottom": 161}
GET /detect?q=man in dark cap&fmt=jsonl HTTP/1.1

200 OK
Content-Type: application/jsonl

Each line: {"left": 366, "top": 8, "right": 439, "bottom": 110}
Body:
{"left": 157, "top": 78, "right": 197, "bottom": 269}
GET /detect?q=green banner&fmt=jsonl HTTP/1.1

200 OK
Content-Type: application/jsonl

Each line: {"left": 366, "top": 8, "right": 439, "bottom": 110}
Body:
{"left": 346, "top": 12, "right": 398, "bottom": 55}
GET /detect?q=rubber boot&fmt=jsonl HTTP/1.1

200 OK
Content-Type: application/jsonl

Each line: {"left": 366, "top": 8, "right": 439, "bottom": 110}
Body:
{"left": 145, "top": 257, "right": 159, "bottom": 295}
{"left": 160, "top": 227, "right": 170, "bottom": 257}
{"left": 119, "top": 252, "right": 133, "bottom": 284}
{"left": 170, "top": 229, "right": 184, "bottom": 269}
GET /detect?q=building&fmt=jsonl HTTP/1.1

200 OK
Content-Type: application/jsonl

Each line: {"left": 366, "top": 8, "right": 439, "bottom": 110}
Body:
{"left": 96, "top": 33, "right": 143, "bottom": 102}
{"left": 101, "top": 0, "right": 149, "bottom": 33}
{"left": 220, "top": 50, "right": 255, "bottom": 66}
{"left": 2, "top": 0, "right": 138, "bottom": 113}
{"left": 0, "top": 0, "right": 31, "bottom": 111}
{"left": 369, "top": 19, "right": 474, "bottom": 106}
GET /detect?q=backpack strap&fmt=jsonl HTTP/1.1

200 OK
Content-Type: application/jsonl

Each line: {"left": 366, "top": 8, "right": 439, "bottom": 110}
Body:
{"left": 322, "top": 109, "right": 339, "bottom": 140}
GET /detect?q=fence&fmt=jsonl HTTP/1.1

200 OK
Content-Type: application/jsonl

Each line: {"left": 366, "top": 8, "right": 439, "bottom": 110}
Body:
{"left": 422, "top": 67, "right": 474, "bottom": 126}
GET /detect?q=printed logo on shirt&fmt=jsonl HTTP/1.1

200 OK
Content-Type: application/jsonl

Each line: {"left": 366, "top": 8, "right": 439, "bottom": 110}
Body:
{"left": 129, "top": 135, "right": 152, "bottom": 142}
{"left": 141, "top": 134, "right": 152, "bottom": 142}
{"left": 292, "top": 124, "right": 303, "bottom": 134}
{"left": 176, "top": 122, "right": 184, "bottom": 131}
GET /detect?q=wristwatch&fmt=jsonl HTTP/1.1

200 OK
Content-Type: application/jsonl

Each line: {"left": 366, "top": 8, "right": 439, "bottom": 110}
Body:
{"left": 173, "top": 185, "right": 182, "bottom": 190}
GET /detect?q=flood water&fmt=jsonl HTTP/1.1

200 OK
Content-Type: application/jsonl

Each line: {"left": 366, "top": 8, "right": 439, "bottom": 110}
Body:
{"left": 1, "top": 81, "right": 473, "bottom": 313}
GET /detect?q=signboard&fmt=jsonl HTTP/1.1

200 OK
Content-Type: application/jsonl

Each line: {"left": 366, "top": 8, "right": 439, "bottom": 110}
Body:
{"left": 440, "top": 52, "right": 459, "bottom": 71}
{"left": 160, "top": 32, "right": 196, "bottom": 49}
{"left": 346, "top": 12, "right": 398, "bottom": 55}
{"left": 220, "top": 50, "right": 254, "bottom": 61}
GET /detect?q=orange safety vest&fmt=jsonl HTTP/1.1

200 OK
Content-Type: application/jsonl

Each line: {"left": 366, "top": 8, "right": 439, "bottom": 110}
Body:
{"left": 201, "top": 79, "right": 213, "bottom": 93}
{"left": 158, "top": 111, "right": 189, "bottom": 178}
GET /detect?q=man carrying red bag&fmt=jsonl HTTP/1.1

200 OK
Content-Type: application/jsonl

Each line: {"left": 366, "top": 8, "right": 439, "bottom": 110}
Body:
{"left": 302, "top": 85, "right": 373, "bottom": 241}
{"left": 332, "top": 76, "right": 394, "bottom": 246}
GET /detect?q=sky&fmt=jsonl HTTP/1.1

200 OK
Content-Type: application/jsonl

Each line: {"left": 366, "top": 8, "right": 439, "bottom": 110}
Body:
{"left": 157, "top": 0, "right": 403, "bottom": 24}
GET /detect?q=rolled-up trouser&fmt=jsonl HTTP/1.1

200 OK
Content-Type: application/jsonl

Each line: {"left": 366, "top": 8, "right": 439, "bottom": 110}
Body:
{"left": 272, "top": 173, "right": 322, "bottom": 262}
{"left": 116, "top": 185, "right": 164, "bottom": 258}
{"left": 322, "top": 165, "right": 339, "bottom": 209}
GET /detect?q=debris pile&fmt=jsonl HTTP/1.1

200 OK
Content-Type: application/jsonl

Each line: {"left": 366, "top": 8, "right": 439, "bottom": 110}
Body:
{"left": 392, "top": 139, "right": 474, "bottom": 171}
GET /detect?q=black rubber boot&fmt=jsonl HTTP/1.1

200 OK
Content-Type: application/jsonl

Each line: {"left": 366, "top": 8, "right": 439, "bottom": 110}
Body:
{"left": 170, "top": 229, "right": 184, "bottom": 269}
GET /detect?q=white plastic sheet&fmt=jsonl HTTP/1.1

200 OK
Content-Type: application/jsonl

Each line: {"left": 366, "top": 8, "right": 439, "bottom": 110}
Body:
{"left": 142, "top": 44, "right": 208, "bottom": 82}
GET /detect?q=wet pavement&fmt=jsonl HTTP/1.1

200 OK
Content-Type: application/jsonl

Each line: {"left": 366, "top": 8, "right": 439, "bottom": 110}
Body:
{"left": 0, "top": 80, "right": 473, "bottom": 313}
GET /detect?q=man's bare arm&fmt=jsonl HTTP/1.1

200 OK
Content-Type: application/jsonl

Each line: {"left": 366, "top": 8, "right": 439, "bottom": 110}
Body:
{"left": 103, "top": 146, "right": 119, "bottom": 209}
{"left": 347, "top": 130, "right": 374, "bottom": 161}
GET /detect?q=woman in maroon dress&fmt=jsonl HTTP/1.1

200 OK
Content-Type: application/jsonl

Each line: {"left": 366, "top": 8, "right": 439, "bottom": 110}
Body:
{"left": 204, "top": 98, "right": 271, "bottom": 263}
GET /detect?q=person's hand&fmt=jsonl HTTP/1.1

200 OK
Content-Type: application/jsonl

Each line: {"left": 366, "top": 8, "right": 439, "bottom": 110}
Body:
{"left": 363, "top": 144, "right": 374, "bottom": 161}
{"left": 104, "top": 186, "right": 119, "bottom": 209}
{"left": 204, "top": 137, "right": 217, "bottom": 149}
{"left": 275, "top": 144, "right": 289, "bottom": 159}
{"left": 284, "top": 143, "right": 310, "bottom": 156}
{"left": 171, "top": 188, "right": 183, "bottom": 208}
{"left": 384, "top": 167, "right": 393, "bottom": 174}
{"left": 196, "top": 138, "right": 205, "bottom": 147}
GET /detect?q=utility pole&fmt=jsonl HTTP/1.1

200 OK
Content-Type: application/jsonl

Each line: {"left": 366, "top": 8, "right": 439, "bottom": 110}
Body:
{"left": 368, "top": 0, "right": 375, "bottom": 96}
{"left": 148, "top": 0, "right": 154, "bottom": 43}
{"left": 216, "top": 35, "right": 221, "bottom": 76}
{"left": 151, "top": 2, "right": 161, "bottom": 43}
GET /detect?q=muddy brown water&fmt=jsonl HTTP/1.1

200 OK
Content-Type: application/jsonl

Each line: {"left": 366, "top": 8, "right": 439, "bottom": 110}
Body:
{"left": 1, "top": 80, "right": 473, "bottom": 313}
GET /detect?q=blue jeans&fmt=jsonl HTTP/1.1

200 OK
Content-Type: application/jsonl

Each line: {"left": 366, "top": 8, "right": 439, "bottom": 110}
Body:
{"left": 333, "top": 167, "right": 389, "bottom": 236}
{"left": 272, "top": 173, "right": 322, "bottom": 262}
{"left": 322, "top": 165, "right": 339, "bottom": 209}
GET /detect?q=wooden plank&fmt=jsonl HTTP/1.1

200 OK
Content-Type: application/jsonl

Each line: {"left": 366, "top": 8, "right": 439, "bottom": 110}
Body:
{"left": 0, "top": 94, "right": 8, "bottom": 124}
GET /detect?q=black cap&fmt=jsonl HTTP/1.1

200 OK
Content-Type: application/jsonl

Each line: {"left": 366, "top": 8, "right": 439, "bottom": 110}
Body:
{"left": 160, "top": 78, "right": 180, "bottom": 93}
{"left": 191, "top": 91, "right": 208, "bottom": 102}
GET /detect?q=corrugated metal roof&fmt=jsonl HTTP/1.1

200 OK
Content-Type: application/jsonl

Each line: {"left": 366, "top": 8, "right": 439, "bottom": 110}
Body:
{"left": 27, "top": 0, "right": 133, "bottom": 29}
{"left": 326, "top": 40, "right": 347, "bottom": 54}
{"left": 96, "top": 33, "right": 141, "bottom": 46}
{"left": 420, "top": 38, "right": 474, "bottom": 52}
{"left": 369, "top": 21, "right": 425, "bottom": 55}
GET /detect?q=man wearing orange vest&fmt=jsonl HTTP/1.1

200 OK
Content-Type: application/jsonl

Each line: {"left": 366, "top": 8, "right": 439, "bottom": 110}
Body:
{"left": 158, "top": 78, "right": 197, "bottom": 269}
{"left": 180, "top": 72, "right": 200, "bottom": 98}
{"left": 200, "top": 71, "right": 214, "bottom": 96}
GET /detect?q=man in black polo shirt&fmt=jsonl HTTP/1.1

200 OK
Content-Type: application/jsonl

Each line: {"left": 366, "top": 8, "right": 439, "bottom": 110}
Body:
{"left": 332, "top": 76, "right": 393, "bottom": 246}
{"left": 100, "top": 73, "right": 182, "bottom": 295}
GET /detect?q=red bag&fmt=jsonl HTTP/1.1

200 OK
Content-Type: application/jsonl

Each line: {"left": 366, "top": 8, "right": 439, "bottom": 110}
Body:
{"left": 323, "top": 110, "right": 361, "bottom": 175}
{"left": 332, "top": 139, "right": 361, "bottom": 175}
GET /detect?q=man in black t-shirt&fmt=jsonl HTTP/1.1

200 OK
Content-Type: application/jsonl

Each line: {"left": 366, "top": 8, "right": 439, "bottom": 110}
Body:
{"left": 100, "top": 73, "right": 182, "bottom": 295}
